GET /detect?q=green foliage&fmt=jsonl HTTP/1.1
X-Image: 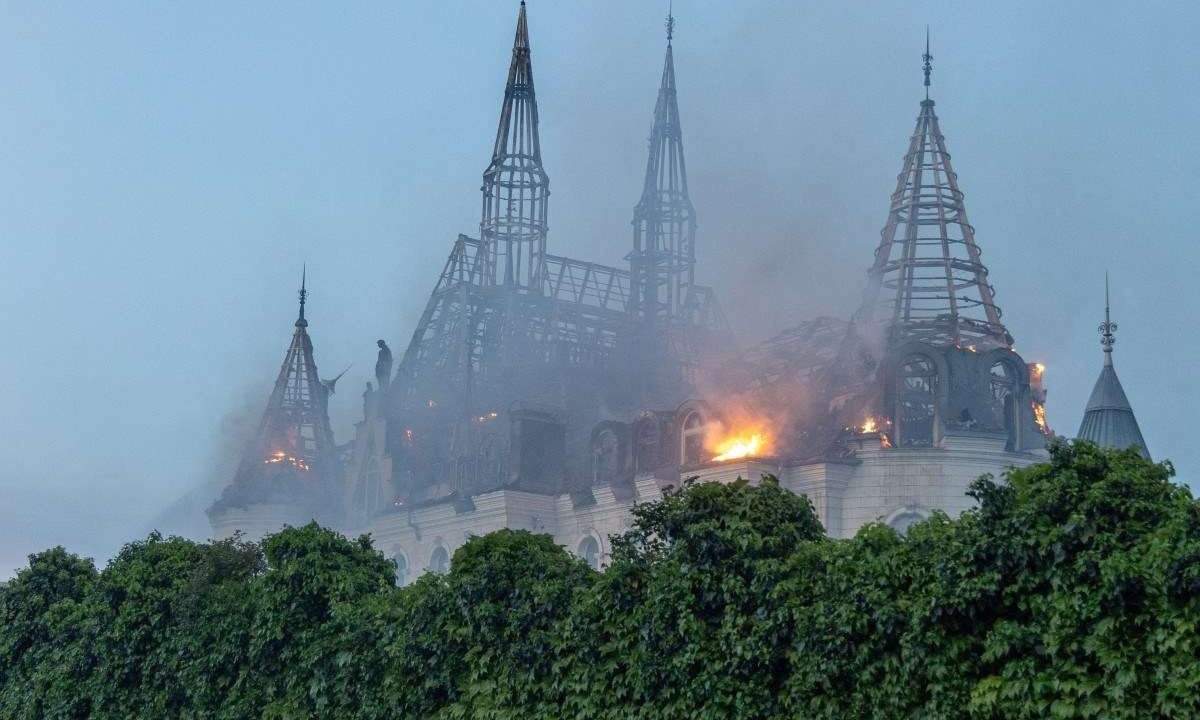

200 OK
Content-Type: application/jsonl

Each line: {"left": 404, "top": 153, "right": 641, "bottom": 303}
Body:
{"left": 2, "top": 442, "right": 1199, "bottom": 718}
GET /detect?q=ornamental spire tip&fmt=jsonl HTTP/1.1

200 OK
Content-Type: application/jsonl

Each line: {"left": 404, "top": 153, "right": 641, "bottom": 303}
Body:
{"left": 296, "top": 264, "right": 308, "bottom": 328}
{"left": 923, "top": 26, "right": 933, "bottom": 99}
{"left": 1099, "top": 272, "right": 1117, "bottom": 365}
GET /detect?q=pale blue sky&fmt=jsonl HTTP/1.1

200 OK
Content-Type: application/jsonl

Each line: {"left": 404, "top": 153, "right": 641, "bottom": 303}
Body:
{"left": 1, "top": 1, "right": 1196, "bottom": 576}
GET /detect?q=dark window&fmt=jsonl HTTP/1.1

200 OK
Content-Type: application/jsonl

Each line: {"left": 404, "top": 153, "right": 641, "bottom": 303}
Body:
{"left": 680, "top": 411, "right": 706, "bottom": 467}
{"left": 990, "top": 361, "right": 1018, "bottom": 449}
{"left": 897, "top": 355, "right": 937, "bottom": 447}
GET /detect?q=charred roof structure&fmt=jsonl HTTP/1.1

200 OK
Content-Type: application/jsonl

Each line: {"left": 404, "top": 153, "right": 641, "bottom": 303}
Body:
{"left": 1077, "top": 277, "right": 1149, "bottom": 458}
{"left": 364, "top": 3, "right": 729, "bottom": 513}
{"left": 211, "top": 13, "right": 1115, "bottom": 561}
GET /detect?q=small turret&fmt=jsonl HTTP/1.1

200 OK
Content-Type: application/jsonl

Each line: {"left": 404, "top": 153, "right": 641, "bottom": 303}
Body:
{"left": 208, "top": 271, "right": 343, "bottom": 538}
{"left": 1077, "top": 276, "right": 1149, "bottom": 458}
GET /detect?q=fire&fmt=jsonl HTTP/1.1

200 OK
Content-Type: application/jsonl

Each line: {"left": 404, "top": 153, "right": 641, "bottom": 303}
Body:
{"left": 1032, "top": 362, "right": 1046, "bottom": 378}
{"left": 861, "top": 418, "right": 878, "bottom": 433}
{"left": 1032, "top": 402, "right": 1049, "bottom": 435}
{"left": 880, "top": 433, "right": 894, "bottom": 449}
{"left": 711, "top": 433, "right": 768, "bottom": 462}
{"left": 265, "top": 450, "right": 310, "bottom": 471}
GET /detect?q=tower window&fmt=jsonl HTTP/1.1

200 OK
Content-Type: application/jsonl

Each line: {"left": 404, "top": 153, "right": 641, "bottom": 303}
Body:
{"left": 990, "top": 361, "right": 1018, "bottom": 449}
{"left": 897, "top": 355, "right": 937, "bottom": 447}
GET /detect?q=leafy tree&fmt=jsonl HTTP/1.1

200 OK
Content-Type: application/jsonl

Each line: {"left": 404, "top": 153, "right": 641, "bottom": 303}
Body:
{"left": 2, "top": 441, "right": 1198, "bottom": 719}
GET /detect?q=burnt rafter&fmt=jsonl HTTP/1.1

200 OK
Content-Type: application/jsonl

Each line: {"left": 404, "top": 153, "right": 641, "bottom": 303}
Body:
{"left": 629, "top": 6, "right": 696, "bottom": 324}
{"left": 857, "top": 37, "right": 1011, "bottom": 350}
{"left": 482, "top": 0, "right": 549, "bottom": 291}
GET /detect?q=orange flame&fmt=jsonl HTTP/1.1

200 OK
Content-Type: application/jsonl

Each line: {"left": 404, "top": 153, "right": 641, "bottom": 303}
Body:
{"left": 1032, "top": 402, "right": 1049, "bottom": 435}
{"left": 880, "top": 433, "right": 894, "bottom": 449}
{"left": 711, "top": 433, "right": 769, "bottom": 462}
{"left": 265, "top": 450, "right": 310, "bottom": 471}
{"left": 861, "top": 418, "right": 878, "bottom": 434}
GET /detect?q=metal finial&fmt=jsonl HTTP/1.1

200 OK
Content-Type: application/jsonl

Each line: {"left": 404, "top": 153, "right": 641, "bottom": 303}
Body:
{"left": 1099, "top": 272, "right": 1117, "bottom": 364}
{"left": 666, "top": 1, "right": 675, "bottom": 43}
{"left": 923, "top": 27, "right": 933, "bottom": 99}
{"left": 297, "top": 264, "right": 308, "bottom": 326}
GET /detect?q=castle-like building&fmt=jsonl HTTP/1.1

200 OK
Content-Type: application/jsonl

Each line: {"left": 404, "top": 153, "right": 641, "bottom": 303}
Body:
{"left": 208, "top": 6, "right": 1149, "bottom": 578}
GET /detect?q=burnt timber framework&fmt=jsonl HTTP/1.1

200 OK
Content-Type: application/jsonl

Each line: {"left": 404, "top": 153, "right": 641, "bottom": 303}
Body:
{"left": 377, "top": 4, "right": 729, "bottom": 508}
{"left": 209, "top": 11, "right": 1063, "bottom": 549}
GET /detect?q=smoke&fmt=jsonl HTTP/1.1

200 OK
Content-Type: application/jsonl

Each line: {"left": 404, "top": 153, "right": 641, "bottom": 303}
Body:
{"left": 143, "top": 385, "right": 266, "bottom": 541}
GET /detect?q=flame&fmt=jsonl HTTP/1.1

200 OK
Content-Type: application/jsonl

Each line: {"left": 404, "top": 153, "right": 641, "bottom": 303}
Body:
{"left": 1032, "top": 402, "right": 1049, "bottom": 435}
{"left": 861, "top": 418, "right": 878, "bottom": 434}
{"left": 711, "top": 433, "right": 768, "bottom": 462}
{"left": 880, "top": 433, "right": 894, "bottom": 449}
{"left": 1032, "top": 362, "right": 1046, "bottom": 379}
{"left": 264, "top": 450, "right": 310, "bottom": 471}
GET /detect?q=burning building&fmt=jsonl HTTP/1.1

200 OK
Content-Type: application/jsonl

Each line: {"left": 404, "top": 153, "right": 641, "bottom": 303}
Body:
{"left": 210, "top": 8, "right": 1063, "bottom": 572}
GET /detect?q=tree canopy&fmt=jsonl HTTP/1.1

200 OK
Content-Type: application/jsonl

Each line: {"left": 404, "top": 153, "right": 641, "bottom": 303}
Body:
{"left": 2, "top": 441, "right": 1198, "bottom": 719}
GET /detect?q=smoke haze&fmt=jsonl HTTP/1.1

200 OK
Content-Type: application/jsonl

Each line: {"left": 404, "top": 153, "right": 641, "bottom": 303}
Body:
{"left": 1, "top": 1, "right": 1196, "bottom": 577}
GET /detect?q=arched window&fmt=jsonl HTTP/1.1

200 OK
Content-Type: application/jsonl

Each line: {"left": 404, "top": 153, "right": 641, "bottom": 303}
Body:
{"left": 889, "top": 510, "right": 926, "bottom": 536}
{"left": 989, "top": 361, "right": 1018, "bottom": 449}
{"left": 592, "top": 429, "right": 620, "bottom": 484}
{"left": 394, "top": 553, "right": 409, "bottom": 587}
{"left": 577, "top": 536, "right": 601, "bottom": 570}
{"left": 429, "top": 546, "right": 449, "bottom": 574}
{"left": 897, "top": 355, "right": 937, "bottom": 447}
{"left": 679, "top": 411, "right": 706, "bottom": 467}
{"left": 634, "top": 418, "right": 661, "bottom": 472}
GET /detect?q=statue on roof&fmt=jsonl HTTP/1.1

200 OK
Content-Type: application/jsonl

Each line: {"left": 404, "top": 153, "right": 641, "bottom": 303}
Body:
{"left": 375, "top": 340, "right": 393, "bottom": 391}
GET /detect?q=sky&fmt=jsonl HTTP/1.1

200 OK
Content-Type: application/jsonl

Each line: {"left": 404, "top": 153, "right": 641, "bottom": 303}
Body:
{"left": 1, "top": 1, "right": 1196, "bottom": 578}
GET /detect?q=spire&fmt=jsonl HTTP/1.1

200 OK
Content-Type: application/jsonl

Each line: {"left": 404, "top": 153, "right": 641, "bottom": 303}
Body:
{"left": 630, "top": 5, "right": 696, "bottom": 323}
{"left": 1100, "top": 271, "right": 1116, "bottom": 367}
{"left": 481, "top": 1, "right": 550, "bottom": 291}
{"left": 923, "top": 27, "right": 932, "bottom": 99}
{"left": 296, "top": 264, "right": 308, "bottom": 327}
{"left": 855, "top": 40, "right": 1011, "bottom": 350}
{"left": 1078, "top": 277, "right": 1149, "bottom": 458}
{"left": 233, "top": 281, "right": 339, "bottom": 485}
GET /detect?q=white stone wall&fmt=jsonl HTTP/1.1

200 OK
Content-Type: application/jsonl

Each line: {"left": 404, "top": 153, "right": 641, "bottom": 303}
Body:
{"left": 212, "top": 438, "right": 1049, "bottom": 583}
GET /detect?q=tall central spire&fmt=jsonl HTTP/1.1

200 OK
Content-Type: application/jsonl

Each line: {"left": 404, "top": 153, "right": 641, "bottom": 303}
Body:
{"left": 856, "top": 39, "right": 1011, "bottom": 350}
{"left": 630, "top": 5, "right": 696, "bottom": 323}
{"left": 481, "top": 1, "right": 550, "bottom": 291}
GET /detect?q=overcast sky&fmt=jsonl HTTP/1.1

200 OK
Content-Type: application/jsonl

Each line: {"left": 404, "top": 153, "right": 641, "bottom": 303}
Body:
{"left": 1, "top": 1, "right": 1196, "bottom": 577}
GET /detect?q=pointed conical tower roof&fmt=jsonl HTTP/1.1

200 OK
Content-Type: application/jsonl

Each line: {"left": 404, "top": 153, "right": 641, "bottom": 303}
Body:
{"left": 230, "top": 272, "right": 339, "bottom": 489}
{"left": 1077, "top": 277, "right": 1149, "bottom": 458}
{"left": 630, "top": 8, "right": 696, "bottom": 323}
{"left": 481, "top": 1, "right": 549, "bottom": 291}
{"left": 857, "top": 35, "right": 1011, "bottom": 350}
